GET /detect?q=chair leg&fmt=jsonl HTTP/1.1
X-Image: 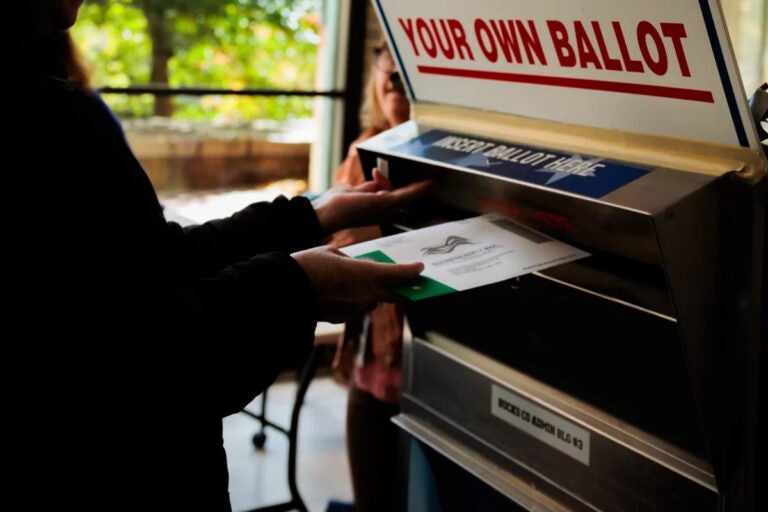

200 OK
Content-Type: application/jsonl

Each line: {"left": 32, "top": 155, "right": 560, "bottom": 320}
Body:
{"left": 239, "top": 345, "right": 323, "bottom": 512}
{"left": 242, "top": 387, "right": 290, "bottom": 447}
{"left": 285, "top": 346, "right": 324, "bottom": 512}
{"left": 252, "top": 391, "right": 268, "bottom": 449}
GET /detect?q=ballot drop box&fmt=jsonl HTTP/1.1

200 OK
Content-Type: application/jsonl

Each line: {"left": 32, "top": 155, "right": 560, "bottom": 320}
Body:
{"left": 356, "top": 0, "right": 767, "bottom": 510}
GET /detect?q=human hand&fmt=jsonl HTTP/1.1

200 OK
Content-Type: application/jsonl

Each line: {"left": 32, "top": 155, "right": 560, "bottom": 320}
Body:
{"left": 291, "top": 245, "right": 424, "bottom": 324}
{"left": 312, "top": 169, "right": 433, "bottom": 236}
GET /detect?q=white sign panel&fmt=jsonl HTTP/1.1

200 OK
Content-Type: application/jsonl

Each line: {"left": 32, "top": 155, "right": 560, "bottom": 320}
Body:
{"left": 373, "top": 0, "right": 758, "bottom": 149}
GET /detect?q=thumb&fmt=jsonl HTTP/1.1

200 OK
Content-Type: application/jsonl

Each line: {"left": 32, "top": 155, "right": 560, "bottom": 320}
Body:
{"left": 370, "top": 261, "right": 425, "bottom": 287}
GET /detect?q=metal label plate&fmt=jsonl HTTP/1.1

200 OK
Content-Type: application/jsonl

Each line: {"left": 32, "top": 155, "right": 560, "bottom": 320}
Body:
{"left": 491, "top": 384, "right": 591, "bottom": 465}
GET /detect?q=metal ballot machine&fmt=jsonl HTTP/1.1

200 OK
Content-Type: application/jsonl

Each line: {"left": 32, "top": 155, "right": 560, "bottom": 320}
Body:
{"left": 357, "top": 0, "right": 767, "bottom": 510}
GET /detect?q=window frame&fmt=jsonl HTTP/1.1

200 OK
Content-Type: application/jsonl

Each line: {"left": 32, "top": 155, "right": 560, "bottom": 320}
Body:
{"left": 92, "top": 0, "right": 368, "bottom": 194}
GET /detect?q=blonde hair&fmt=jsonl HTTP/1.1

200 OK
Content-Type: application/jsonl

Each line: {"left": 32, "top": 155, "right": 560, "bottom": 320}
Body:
{"left": 359, "top": 40, "right": 390, "bottom": 132}
{"left": 45, "top": 32, "right": 93, "bottom": 94}
{"left": 60, "top": 32, "right": 93, "bottom": 93}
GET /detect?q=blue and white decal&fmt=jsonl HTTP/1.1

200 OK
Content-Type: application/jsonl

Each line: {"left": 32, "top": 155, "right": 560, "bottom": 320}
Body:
{"left": 390, "top": 129, "right": 651, "bottom": 199}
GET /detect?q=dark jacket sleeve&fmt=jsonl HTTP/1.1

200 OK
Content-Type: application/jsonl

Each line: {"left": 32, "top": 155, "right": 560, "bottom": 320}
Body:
{"left": 167, "top": 194, "right": 325, "bottom": 278}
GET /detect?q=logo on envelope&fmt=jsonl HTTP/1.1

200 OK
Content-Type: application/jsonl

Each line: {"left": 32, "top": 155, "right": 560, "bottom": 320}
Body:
{"left": 421, "top": 235, "right": 476, "bottom": 255}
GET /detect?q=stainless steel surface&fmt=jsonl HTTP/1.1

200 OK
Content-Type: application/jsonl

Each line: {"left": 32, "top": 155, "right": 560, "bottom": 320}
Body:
{"left": 401, "top": 335, "right": 718, "bottom": 511}
{"left": 358, "top": 120, "right": 765, "bottom": 511}
{"left": 416, "top": 333, "right": 716, "bottom": 490}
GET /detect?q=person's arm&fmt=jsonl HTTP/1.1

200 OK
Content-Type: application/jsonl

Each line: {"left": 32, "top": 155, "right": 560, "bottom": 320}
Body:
{"left": 14, "top": 83, "right": 425, "bottom": 418}
{"left": 168, "top": 140, "right": 432, "bottom": 276}
{"left": 9, "top": 85, "right": 320, "bottom": 417}
{"left": 167, "top": 195, "right": 324, "bottom": 278}
{"left": 146, "top": 249, "right": 319, "bottom": 416}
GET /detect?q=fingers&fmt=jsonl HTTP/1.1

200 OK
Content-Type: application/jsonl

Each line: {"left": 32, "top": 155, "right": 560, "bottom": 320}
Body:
{"left": 371, "top": 169, "right": 394, "bottom": 191}
{"left": 390, "top": 178, "right": 435, "bottom": 203}
{"left": 352, "top": 172, "right": 432, "bottom": 200}
{"left": 349, "top": 168, "right": 393, "bottom": 193}
{"left": 362, "top": 260, "right": 424, "bottom": 288}
{"left": 355, "top": 259, "right": 422, "bottom": 305}
{"left": 353, "top": 179, "right": 383, "bottom": 193}
{"left": 293, "top": 246, "right": 423, "bottom": 322}
{"left": 377, "top": 289, "right": 409, "bottom": 304}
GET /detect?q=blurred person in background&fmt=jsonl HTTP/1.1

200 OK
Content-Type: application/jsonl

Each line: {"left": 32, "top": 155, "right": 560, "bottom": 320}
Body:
{"left": 3, "top": 3, "right": 431, "bottom": 511}
{"left": 327, "top": 39, "right": 412, "bottom": 512}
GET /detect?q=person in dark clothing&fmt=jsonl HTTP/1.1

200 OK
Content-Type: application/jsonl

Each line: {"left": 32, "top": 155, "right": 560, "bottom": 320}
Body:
{"left": 2, "top": 2, "right": 430, "bottom": 511}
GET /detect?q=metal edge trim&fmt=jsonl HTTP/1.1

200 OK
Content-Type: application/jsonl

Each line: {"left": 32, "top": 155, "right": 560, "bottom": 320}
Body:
{"left": 531, "top": 270, "right": 677, "bottom": 321}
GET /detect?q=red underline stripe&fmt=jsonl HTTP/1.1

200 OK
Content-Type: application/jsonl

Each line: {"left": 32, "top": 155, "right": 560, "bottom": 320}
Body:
{"left": 417, "top": 65, "right": 715, "bottom": 103}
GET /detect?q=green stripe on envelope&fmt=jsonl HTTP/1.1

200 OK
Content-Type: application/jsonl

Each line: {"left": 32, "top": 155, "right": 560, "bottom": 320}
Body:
{"left": 354, "top": 250, "right": 457, "bottom": 301}
{"left": 355, "top": 250, "right": 396, "bottom": 264}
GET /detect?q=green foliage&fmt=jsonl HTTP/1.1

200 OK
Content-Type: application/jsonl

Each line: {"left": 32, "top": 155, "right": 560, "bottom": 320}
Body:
{"left": 72, "top": 0, "right": 322, "bottom": 121}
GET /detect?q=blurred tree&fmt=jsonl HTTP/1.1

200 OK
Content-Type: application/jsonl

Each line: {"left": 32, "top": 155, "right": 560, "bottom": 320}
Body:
{"left": 74, "top": 0, "right": 321, "bottom": 120}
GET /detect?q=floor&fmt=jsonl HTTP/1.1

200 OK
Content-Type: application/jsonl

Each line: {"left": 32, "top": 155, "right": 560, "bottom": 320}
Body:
{"left": 224, "top": 375, "right": 354, "bottom": 512}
